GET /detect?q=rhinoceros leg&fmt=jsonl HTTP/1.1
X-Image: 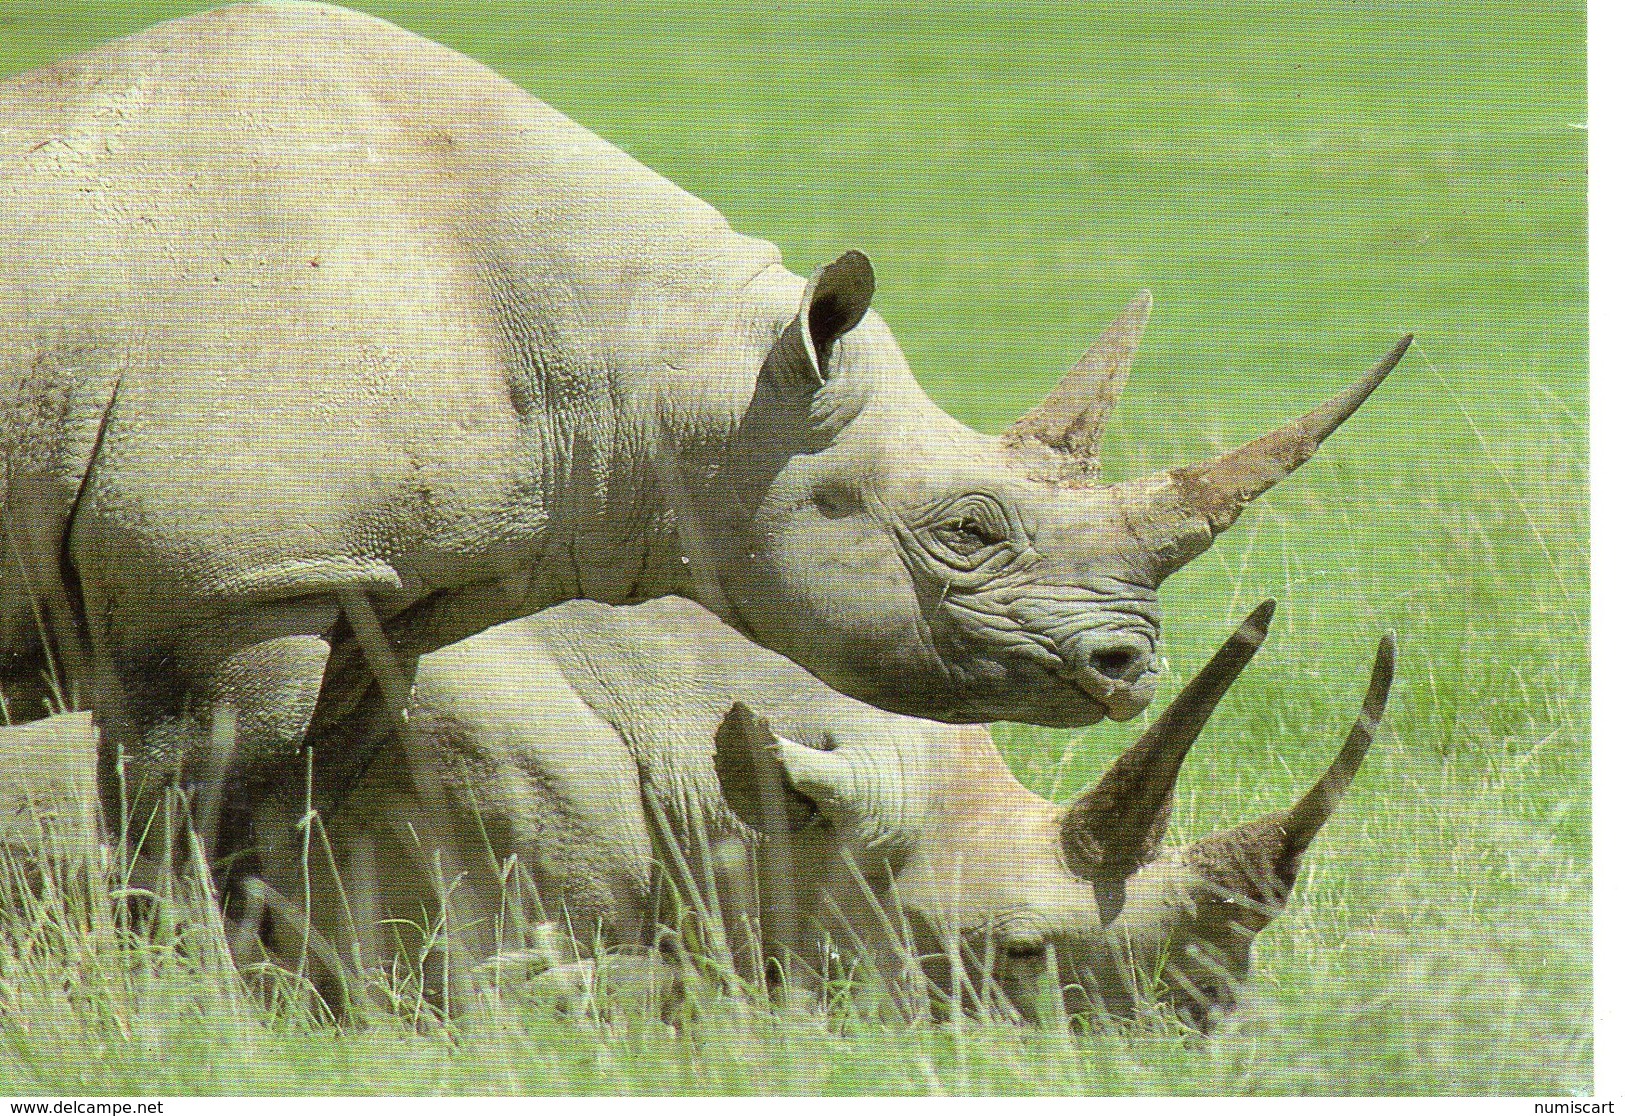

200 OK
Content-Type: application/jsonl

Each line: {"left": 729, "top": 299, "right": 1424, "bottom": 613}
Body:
{"left": 0, "top": 501, "right": 91, "bottom": 723}
{"left": 83, "top": 591, "right": 340, "bottom": 877}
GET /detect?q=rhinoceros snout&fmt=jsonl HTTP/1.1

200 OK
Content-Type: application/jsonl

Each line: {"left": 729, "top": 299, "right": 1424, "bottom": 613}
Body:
{"left": 1061, "top": 632, "right": 1158, "bottom": 720}
{"left": 1086, "top": 641, "right": 1153, "bottom": 685}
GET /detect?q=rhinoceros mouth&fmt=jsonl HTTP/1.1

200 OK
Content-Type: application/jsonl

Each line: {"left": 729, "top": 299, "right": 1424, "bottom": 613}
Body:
{"left": 930, "top": 661, "right": 1110, "bottom": 728}
{"left": 1051, "top": 662, "right": 1157, "bottom": 723}
{"left": 957, "top": 672, "right": 1111, "bottom": 729}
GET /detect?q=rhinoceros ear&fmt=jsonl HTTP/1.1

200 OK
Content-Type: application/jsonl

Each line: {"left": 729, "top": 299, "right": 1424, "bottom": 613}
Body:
{"left": 714, "top": 703, "right": 836, "bottom": 835}
{"left": 772, "top": 251, "right": 876, "bottom": 386}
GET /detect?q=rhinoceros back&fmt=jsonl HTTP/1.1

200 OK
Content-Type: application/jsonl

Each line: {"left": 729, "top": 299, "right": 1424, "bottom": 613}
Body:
{"left": 479, "top": 596, "right": 999, "bottom": 818}
{"left": 0, "top": 1, "right": 783, "bottom": 637}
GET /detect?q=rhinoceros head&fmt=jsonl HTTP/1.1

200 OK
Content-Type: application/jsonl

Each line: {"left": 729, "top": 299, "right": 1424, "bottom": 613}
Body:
{"left": 703, "top": 251, "right": 1408, "bottom": 728}
{"left": 714, "top": 603, "right": 1395, "bottom": 1030}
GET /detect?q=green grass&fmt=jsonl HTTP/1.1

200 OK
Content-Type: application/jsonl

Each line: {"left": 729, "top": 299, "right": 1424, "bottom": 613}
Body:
{"left": 0, "top": 0, "right": 1587, "bottom": 1096}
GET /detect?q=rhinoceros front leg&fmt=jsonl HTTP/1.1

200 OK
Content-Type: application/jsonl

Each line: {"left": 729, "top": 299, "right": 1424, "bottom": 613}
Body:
{"left": 85, "top": 591, "right": 341, "bottom": 875}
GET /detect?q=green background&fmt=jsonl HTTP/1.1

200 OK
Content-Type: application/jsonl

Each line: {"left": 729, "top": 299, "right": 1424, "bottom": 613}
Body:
{"left": 0, "top": 0, "right": 1588, "bottom": 1095}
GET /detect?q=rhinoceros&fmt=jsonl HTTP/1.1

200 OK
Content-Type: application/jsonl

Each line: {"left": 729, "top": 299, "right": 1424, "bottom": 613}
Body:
{"left": 0, "top": 1, "right": 1406, "bottom": 852}
{"left": 274, "top": 595, "right": 1394, "bottom": 1029}
{"left": 0, "top": 712, "right": 101, "bottom": 907}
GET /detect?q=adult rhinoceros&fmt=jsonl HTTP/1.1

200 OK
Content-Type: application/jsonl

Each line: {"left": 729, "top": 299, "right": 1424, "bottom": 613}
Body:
{"left": 0, "top": 2, "right": 1405, "bottom": 846}
{"left": 278, "top": 595, "right": 1394, "bottom": 1029}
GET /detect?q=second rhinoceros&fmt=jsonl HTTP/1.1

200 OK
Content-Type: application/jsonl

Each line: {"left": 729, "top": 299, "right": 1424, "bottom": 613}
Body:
{"left": 0, "top": 2, "right": 1406, "bottom": 848}
{"left": 273, "top": 595, "right": 1394, "bottom": 1029}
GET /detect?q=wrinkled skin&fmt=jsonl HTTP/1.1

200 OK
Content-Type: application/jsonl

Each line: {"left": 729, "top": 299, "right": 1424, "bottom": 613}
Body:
{"left": 0, "top": 2, "right": 1403, "bottom": 864}
{"left": 276, "top": 595, "right": 1392, "bottom": 1028}
{"left": 715, "top": 371, "right": 1167, "bottom": 727}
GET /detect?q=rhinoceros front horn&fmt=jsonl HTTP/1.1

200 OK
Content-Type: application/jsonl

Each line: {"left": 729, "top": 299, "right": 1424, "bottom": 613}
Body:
{"left": 1270, "top": 629, "right": 1396, "bottom": 870}
{"left": 1060, "top": 599, "right": 1276, "bottom": 924}
{"left": 1187, "top": 631, "right": 1396, "bottom": 909}
{"left": 1120, "top": 335, "right": 1411, "bottom": 583}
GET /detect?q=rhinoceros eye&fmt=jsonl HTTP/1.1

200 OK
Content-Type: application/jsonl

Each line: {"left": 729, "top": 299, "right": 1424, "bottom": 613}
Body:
{"left": 909, "top": 493, "right": 1020, "bottom": 572}
{"left": 925, "top": 494, "right": 1011, "bottom": 558}
{"left": 933, "top": 515, "right": 1000, "bottom": 556}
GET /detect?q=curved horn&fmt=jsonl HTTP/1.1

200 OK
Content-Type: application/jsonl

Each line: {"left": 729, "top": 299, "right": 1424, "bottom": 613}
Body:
{"left": 1060, "top": 599, "right": 1276, "bottom": 922}
{"left": 1187, "top": 631, "right": 1396, "bottom": 909}
{"left": 1120, "top": 335, "right": 1411, "bottom": 583}
{"left": 1004, "top": 291, "right": 1153, "bottom": 473}
{"left": 1277, "top": 630, "right": 1396, "bottom": 859}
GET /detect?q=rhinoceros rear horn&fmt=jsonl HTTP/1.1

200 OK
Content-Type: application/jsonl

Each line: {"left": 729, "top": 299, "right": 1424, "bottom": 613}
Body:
{"left": 1003, "top": 290, "right": 1152, "bottom": 474}
{"left": 1120, "top": 334, "right": 1411, "bottom": 583}
{"left": 1060, "top": 599, "right": 1275, "bottom": 923}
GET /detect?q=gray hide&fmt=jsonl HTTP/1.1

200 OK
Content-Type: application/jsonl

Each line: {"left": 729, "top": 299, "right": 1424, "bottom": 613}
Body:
{"left": 283, "top": 595, "right": 1394, "bottom": 1029}
{"left": 0, "top": 2, "right": 1406, "bottom": 860}
{"left": 0, "top": 712, "right": 101, "bottom": 905}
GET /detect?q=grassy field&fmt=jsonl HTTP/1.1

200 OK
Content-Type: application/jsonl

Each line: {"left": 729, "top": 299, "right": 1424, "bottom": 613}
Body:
{"left": 0, "top": 0, "right": 1588, "bottom": 1097}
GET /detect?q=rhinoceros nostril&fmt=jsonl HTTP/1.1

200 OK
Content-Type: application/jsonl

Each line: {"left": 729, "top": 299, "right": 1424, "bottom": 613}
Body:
{"left": 1088, "top": 645, "right": 1147, "bottom": 683}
